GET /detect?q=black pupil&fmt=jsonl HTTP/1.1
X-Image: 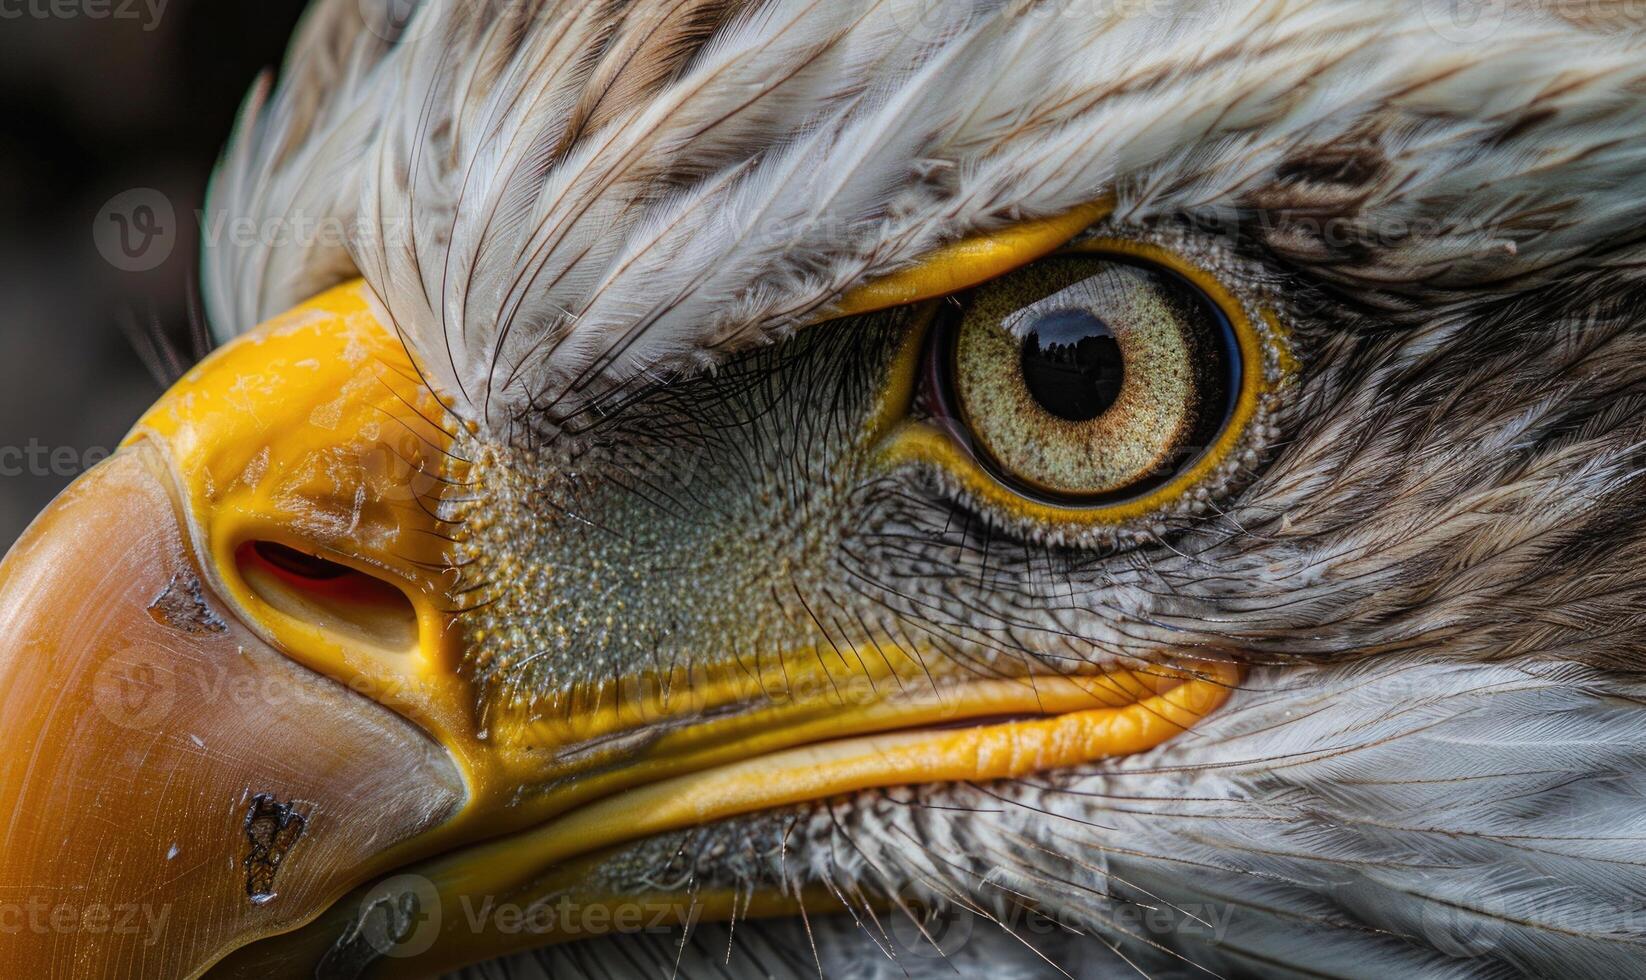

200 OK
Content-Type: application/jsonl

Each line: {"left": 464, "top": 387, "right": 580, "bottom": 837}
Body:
{"left": 1019, "top": 309, "right": 1124, "bottom": 422}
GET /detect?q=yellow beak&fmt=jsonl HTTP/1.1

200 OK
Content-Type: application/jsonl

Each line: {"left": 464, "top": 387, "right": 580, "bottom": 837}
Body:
{"left": 0, "top": 283, "right": 469, "bottom": 977}
{"left": 1, "top": 265, "right": 1235, "bottom": 977}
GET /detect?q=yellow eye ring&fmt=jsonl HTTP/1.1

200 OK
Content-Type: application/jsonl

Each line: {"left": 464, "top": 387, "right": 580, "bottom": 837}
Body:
{"left": 874, "top": 233, "right": 1292, "bottom": 529}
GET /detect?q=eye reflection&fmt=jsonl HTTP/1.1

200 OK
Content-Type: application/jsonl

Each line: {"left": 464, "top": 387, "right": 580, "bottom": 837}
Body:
{"left": 1019, "top": 309, "right": 1124, "bottom": 422}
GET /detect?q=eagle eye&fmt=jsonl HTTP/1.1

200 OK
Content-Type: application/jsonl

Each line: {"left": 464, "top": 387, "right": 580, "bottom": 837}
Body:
{"left": 880, "top": 232, "right": 1291, "bottom": 533}
{"left": 938, "top": 254, "right": 1240, "bottom": 502}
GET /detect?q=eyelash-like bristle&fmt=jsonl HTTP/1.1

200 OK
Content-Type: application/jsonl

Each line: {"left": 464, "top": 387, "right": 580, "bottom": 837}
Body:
{"left": 115, "top": 280, "right": 218, "bottom": 390}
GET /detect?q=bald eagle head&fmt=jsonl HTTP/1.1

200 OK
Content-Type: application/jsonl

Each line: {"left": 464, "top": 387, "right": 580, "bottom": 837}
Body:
{"left": 4, "top": 0, "right": 1646, "bottom": 976}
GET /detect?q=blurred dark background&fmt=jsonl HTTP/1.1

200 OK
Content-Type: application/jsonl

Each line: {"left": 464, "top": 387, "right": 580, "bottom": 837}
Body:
{"left": 0, "top": 0, "right": 310, "bottom": 550}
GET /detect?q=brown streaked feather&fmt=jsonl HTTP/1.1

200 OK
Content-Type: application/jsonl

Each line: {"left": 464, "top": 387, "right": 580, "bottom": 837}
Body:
{"left": 560, "top": 0, "right": 748, "bottom": 153}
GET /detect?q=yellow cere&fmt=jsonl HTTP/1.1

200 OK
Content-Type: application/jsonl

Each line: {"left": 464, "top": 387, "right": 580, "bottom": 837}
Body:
{"left": 120, "top": 281, "right": 498, "bottom": 784}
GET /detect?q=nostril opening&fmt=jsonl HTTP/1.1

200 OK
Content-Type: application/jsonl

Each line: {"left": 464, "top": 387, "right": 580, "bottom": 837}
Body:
{"left": 251, "top": 541, "right": 352, "bottom": 581}
{"left": 234, "top": 541, "right": 419, "bottom": 657}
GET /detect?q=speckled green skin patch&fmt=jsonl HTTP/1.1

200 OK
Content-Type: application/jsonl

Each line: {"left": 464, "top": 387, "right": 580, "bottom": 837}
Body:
{"left": 453, "top": 310, "right": 931, "bottom": 731}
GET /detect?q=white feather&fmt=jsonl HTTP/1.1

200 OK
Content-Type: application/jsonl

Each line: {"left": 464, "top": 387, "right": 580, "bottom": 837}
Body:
{"left": 207, "top": 0, "right": 1646, "bottom": 436}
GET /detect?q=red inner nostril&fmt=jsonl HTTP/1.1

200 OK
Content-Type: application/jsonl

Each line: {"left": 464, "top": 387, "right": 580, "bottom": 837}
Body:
{"left": 234, "top": 540, "right": 420, "bottom": 654}
{"left": 250, "top": 541, "right": 352, "bottom": 582}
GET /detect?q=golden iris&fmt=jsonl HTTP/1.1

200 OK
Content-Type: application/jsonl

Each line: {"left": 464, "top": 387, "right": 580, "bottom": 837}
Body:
{"left": 947, "top": 255, "right": 1238, "bottom": 501}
